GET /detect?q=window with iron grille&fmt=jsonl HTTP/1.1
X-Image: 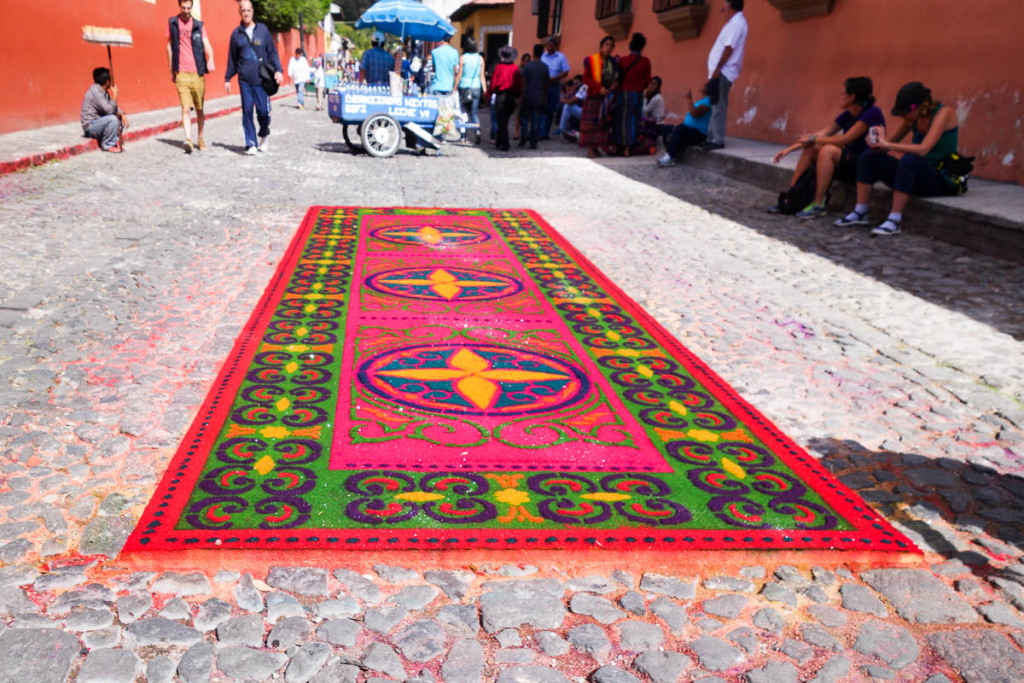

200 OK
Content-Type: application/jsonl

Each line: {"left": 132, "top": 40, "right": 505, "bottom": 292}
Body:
{"left": 653, "top": 0, "right": 704, "bottom": 12}
{"left": 536, "top": 0, "right": 563, "bottom": 38}
{"left": 595, "top": 0, "right": 632, "bottom": 20}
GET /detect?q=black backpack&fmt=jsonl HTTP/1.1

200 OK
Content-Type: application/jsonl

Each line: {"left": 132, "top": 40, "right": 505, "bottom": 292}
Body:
{"left": 777, "top": 163, "right": 827, "bottom": 215}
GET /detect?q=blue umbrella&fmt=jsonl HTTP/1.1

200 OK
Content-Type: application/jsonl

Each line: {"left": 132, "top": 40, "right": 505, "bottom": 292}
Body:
{"left": 355, "top": 0, "right": 456, "bottom": 41}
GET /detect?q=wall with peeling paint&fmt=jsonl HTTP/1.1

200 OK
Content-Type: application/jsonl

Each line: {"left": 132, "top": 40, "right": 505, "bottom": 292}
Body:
{"left": 513, "top": 0, "right": 1024, "bottom": 184}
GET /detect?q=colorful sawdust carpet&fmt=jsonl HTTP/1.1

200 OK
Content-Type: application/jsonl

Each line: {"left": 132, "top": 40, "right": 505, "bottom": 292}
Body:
{"left": 126, "top": 207, "right": 916, "bottom": 552}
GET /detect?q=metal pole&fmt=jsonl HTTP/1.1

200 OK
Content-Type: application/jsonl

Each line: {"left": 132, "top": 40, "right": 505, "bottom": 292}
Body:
{"left": 107, "top": 45, "right": 114, "bottom": 85}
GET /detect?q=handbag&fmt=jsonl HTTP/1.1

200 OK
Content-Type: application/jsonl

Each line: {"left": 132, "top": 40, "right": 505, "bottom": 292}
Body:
{"left": 937, "top": 152, "right": 974, "bottom": 194}
{"left": 242, "top": 28, "right": 279, "bottom": 95}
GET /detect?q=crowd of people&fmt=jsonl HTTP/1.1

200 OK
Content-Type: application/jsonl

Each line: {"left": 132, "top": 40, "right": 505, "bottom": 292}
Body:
{"left": 79, "top": 0, "right": 967, "bottom": 233}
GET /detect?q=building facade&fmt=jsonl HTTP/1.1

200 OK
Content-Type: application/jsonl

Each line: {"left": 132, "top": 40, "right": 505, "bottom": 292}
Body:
{"left": 0, "top": 0, "right": 323, "bottom": 136}
{"left": 512, "top": 0, "right": 1024, "bottom": 184}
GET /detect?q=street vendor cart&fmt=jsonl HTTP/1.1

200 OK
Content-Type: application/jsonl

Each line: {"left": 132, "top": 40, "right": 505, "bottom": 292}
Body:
{"left": 328, "top": 85, "right": 445, "bottom": 157}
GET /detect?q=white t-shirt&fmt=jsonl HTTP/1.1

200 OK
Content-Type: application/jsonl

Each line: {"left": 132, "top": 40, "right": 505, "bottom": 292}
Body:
{"left": 707, "top": 12, "right": 748, "bottom": 82}
{"left": 643, "top": 93, "right": 665, "bottom": 123}
{"left": 288, "top": 56, "right": 311, "bottom": 84}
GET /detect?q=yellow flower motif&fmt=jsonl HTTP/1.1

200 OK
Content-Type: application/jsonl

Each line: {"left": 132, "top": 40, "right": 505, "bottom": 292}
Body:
{"left": 253, "top": 455, "right": 275, "bottom": 476}
{"left": 259, "top": 425, "right": 291, "bottom": 440}
{"left": 495, "top": 489, "right": 531, "bottom": 506}
{"left": 581, "top": 492, "right": 630, "bottom": 502}
{"left": 686, "top": 428, "right": 720, "bottom": 443}
{"left": 395, "top": 492, "right": 445, "bottom": 502}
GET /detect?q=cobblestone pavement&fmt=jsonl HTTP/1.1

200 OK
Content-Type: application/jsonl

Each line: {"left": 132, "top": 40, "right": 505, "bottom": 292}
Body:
{"left": 1, "top": 98, "right": 1023, "bottom": 682}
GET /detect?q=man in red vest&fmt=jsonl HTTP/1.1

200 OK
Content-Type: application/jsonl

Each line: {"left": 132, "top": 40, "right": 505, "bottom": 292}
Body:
{"left": 166, "top": 0, "right": 215, "bottom": 153}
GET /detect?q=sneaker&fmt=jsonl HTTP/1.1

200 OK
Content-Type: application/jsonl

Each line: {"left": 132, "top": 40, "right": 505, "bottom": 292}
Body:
{"left": 183, "top": 140, "right": 193, "bottom": 154}
{"left": 196, "top": 138, "right": 207, "bottom": 151}
{"left": 795, "top": 203, "right": 827, "bottom": 220}
{"left": 765, "top": 204, "right": 782, "bottom": 214}
{"left": 656, "top": 153, "right": 676, "bottom": 167}
{"left": 871, "top": 218, "right": 902, "bottom": 236}
{"left": 257, "top": 135, "right": 269, "bottom": 153}
{"left": 245, "top": 146, "right": 258, "bottom": 156}
{"left": 833, "top": 209, "right": 870, "bottom": 227}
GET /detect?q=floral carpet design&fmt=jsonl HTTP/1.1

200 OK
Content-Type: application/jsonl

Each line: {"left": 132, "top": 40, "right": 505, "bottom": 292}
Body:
{"left": 126, "top": 208, "right": 915, "bottom": 552}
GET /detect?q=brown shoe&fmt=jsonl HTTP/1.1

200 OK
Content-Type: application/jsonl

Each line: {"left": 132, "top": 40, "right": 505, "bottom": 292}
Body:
{"left": 183, "top": 140, "right": 193, "bottom": 154}
{"left": 196, "top": 138, "right": 207, "bottom": 151}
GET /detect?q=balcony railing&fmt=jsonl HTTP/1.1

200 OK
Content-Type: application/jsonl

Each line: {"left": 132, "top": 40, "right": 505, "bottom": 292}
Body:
{"left": 595, "top": 0, "right": 632, "bottom": 20}
{"left": 653, "top": 0, "right": 705, "bottom": 12}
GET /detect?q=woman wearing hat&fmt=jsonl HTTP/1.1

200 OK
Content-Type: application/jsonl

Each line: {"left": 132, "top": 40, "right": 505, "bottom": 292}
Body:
{"left": 489, "top": 45, "right": 522, "bottom": 152}
{"left": 835, "top": 81, "right": 960, "bottom": 235}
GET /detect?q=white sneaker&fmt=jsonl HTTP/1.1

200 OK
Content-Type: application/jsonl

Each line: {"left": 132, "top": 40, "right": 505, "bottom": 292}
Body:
{"left": 258, "top": 135, "right": 269, "bottom": 153}
{"left": 245, "top": 146, "right": 258, "bottom": 156}
{"left": 656, "top": 153, "right": 675, "bottom": 167}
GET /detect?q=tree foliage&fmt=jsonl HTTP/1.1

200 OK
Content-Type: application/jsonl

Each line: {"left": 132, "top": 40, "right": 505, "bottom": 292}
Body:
{"left": 252, "top": 0, "right": 332, "bottom": 34}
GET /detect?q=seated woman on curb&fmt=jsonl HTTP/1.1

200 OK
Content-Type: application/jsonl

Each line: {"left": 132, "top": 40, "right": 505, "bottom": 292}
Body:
{"left": 768, "top": 77, "right": 884, "bottom": 218}
{"left": 656, "top": 81, "right": 713, "bottom": 166}
{"left": 835, "top": 81, "right": 960, "bottom": 235}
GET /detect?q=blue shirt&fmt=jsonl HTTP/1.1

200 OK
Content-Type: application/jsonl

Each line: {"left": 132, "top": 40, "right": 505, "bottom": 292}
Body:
{"left": 540, "top": 50, "right": 570, "bottom": 79}
{"left": 360, "top": 47, "right": 393, "bottom": 85}
{"left": 458, "top": 53, "right": 483, "bottom": 89}
{"left": 430, "top": 44, "right": 459, "bottom": 93}
{"left": 684, "top": 96, "right": 712, "bottom": 135}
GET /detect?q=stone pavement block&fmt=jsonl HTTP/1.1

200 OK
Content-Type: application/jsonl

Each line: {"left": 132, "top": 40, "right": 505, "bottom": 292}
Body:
{"left": 929, "top": 629, "right": 1024, "bottom": 682}
{"left": 0, "top": 628, "right": 81, "bottom": 683}
{"left": 495, "top": 666, "right": 571, "bottom": 683}
{"left": 480, "top": 580, "right": 565, "bottom": 633}
{"left": 76, "top": 647, "right": 138, "bottom": 683}
{"left": 217, "top": 646, "right": 288, "bottom": 680}
{"left": 860, "top": 569, "right": 978, "bottom": 624}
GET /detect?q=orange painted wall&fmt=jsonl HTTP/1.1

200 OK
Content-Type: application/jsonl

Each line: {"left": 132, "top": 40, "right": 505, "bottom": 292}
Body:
{"left": 513, "top": 0, "right": 1024, "bottom": 184}
{"left": 0, "top": 0, "right": 322, "bottom": 135}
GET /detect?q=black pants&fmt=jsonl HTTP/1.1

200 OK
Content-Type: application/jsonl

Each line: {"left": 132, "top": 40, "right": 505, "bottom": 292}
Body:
{"left": 495, "top": 91, "right": 516, "bottom": 151}
{"left": 857, "top": 152, "right": 951, "bottom": 197}
{"left": 665, "top": 124, "right": 706, "bottom": 159}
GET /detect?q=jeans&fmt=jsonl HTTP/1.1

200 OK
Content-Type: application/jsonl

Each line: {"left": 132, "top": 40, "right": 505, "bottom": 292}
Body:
{"left": 665, "top": 124, "right": 707, "bottom": 158}
{"left": 540, "top": 82, "right": 560, "bottom": 138}
{"left": 295, "top": 82, "right": 306, "bottom": 106}
{"left": 857, "top": 152, "right": 951, "bottom": 197}
{"left": 559, "top": 103, "right": 582, "bottom": 133}
{"left": 459, "top": 87, "right": 481, "bottom": 125}
{"left": 239, "top": 80, "right": 271, "bottom": 149}
{"left": 708, "top": 75, "right": 732, "bottom": 145}
{"left": 84, "top": 114, "right": 121, "bottom": 150}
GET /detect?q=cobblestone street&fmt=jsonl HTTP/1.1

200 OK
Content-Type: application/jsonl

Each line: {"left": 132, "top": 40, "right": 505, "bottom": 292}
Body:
{"left": 1, "top": 98, "right": 1023, "bottom": 682}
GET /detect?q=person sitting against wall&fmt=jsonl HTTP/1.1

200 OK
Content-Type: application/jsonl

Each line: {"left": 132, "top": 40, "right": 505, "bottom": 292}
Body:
{"left": 634, "top": 75, "right": 666, "bottom": 155}
{"left": 81, "top": 67, "right": 129, "bottom": 153}
{"left": 834, "top": 81, "right": 960, "bottom": 236}
{"left": 558, "top": 75, "right": 586, "bottom": 140}
{"left": 768, "top": 77, "right": 885, "bottom": 219}
{"left": 656, "top": 81, "right": 713, "bottom": 166}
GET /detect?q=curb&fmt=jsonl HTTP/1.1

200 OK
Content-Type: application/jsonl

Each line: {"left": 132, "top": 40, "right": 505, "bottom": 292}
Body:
{"left": 0, "top": 92, "right": 291, "bottom": 177}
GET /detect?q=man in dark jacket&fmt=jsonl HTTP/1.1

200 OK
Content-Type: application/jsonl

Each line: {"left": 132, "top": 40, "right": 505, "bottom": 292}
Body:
{"left": 166, "top": 0, "right": 215, "bottom": 153}
{"left": 519, "top": 44, "right": 550, "bottom": 149}
{"left": 224, "top": 0, "right": 282, "bottom": 154}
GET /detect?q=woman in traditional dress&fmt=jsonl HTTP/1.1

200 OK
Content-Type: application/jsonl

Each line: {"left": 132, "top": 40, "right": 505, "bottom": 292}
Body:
{"left": 580, "top": 35, "right": 618, "bottom": 159}
{"left": 612, "top": 33, "right": 651, "bottom": 156}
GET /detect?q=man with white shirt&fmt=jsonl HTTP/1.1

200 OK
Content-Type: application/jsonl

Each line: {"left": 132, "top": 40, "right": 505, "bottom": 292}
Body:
{"left": 287, "top": 49, "right": 311, "bottom": 109}
{"left": 700, "top": 0, "right": 747, "bottom": 150}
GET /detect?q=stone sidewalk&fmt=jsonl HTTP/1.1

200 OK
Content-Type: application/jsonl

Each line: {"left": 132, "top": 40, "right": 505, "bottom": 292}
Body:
{"left": 0, "top": 98, "right": 1023, "bottom": 682}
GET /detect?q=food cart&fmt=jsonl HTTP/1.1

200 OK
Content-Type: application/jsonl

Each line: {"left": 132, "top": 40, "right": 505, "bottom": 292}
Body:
{"left": 328, "top": 85, "right": 444, "bottom": 157}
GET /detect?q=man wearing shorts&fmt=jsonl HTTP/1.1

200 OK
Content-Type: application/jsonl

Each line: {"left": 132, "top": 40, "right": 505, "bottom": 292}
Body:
{"left": 167, "top": 0, "right": 215, "bottom": 153}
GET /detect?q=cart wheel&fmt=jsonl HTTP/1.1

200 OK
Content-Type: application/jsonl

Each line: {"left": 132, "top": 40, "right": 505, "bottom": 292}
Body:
{"left": 343, "top": 124, "right": 363, "bottom": 153}
{"left": 361, "top": 114, "right": 401, "bottom": 158}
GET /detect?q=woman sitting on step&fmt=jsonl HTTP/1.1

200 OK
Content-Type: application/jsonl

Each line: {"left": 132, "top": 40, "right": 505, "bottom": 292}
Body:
{"left": 834, "top": 81, "right": 962, "bottom": 236}
{"left": 768, "top": 77, "right": 885, "bottom": 219}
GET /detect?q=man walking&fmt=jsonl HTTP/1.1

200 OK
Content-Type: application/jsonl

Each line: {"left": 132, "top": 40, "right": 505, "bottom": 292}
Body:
{"left": 287, "top": 48, "right": 310, "bottom": 109}
{"left": 429, "top": 35, "right": 460, "bottom": 140}
{"left": 539, "top": 35, "right": 569, "bottom": 138}
{"left": 166, "top": 0, "right": 214, "bottom": 153}
{"left": 81, "top": 67, "right": 129, "bottom": 153}
{"left": 225, "top": 0, "right": 282, "bottom": 155}
{"left": 359, "top": 32, "right": 392, "bottom": 85}
{"left": 700, "top": 0, "right": 747, "bottom": 150}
